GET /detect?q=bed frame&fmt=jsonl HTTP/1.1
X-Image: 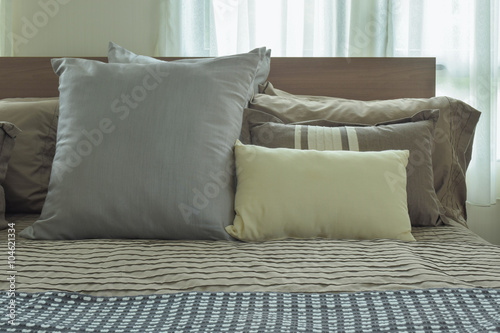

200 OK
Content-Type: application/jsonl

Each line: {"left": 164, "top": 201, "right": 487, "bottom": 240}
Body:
{"left": 0, "top": 57, "right": 435, "bottom": 100}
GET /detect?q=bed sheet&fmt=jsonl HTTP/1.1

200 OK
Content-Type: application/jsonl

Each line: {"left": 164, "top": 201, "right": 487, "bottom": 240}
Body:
{"left": 1, "top": 214, "right": 499, "bottom": 297}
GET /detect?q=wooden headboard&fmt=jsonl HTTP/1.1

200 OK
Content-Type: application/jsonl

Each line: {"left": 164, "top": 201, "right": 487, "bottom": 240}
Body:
{"left": 0, "top": 57, "right": 435, "bottom": 100}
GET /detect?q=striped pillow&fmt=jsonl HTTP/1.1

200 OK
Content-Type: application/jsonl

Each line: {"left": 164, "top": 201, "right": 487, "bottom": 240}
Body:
{"left": 293, "top": 126, "right": 360, "bottom": 150}
{"left": 249, "top": 109, "right": 444, "bottom": 227}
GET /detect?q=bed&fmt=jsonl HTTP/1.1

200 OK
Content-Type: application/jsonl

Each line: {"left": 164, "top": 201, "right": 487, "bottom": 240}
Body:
{"left": 0, "top": 45, "right": 499, "bottom": 332}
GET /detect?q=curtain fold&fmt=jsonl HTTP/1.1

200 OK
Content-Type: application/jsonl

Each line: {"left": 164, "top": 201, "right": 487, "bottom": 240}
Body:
{"left": 465, "top": 0, "right": 498, "bottom": 205}
{"left": 156, "top": 0, "right": 217, "bottom": 57}
{"left": 347, "top": 0, "right": 391, "bottom": 57}
{"left": 157, "top": 0, "right": 393, "bottom": 57}
{"left": 159, "top": 0, "right": 375, "bottom": 57}
{"left": 0, "top": 0, "right": 13, "bottom": 56}
{"left": 391, "top": 0, "right": 498, "bottom": 206}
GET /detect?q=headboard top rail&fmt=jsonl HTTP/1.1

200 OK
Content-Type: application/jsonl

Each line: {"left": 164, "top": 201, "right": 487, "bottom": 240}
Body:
{"left": 0, "top": 57, "right": 435, "bottom": 100}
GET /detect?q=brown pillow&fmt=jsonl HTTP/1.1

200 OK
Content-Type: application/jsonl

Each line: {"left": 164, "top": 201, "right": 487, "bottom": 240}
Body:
{"left": 0, "top": 98, "right": 59, "bottom": 213}
{"left": 247, "top": 109, "right": 444, "bottom": 227}
{"left": 248, "top": 83, "right": 481, "bottom": 225}
{"left": 0, "top": 122, "right": 21, "bottom": 229}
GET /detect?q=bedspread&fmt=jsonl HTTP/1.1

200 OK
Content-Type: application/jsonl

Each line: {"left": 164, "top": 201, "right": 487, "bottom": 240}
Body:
{"left": 1, "top": 214, "right": 500, "bottom": 296}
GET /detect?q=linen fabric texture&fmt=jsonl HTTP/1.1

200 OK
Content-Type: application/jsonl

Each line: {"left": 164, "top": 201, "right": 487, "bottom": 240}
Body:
{"left": 20, "top": 52, "right": 261, "bottom": 240}
{"left": 248, "top": 109, "right": 443, "bottom": 227}
{"left": 226, "top": 141, "right": 414, "bottom": 242}
{"left": 249, "top": 83, "right": 481, "bottom": 225}
{"left": 0, "top": 98, "right": 59, "bottom": 213}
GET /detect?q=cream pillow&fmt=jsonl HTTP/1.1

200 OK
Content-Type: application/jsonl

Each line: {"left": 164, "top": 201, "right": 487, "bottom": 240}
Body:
{"left": 226, "top": 141, "right": 415, "bottom": 242}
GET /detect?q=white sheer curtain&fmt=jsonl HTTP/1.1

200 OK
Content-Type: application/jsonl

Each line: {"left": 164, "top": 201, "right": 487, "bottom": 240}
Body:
{"left": 391, "top": 1, "right": 498, "bottom": 206}
{"left": 156, "top": 0, "right": 393, "bottom": 57}
{"left": 0, "top": 0, "right": 13, "bottom": 56}
{"left": 157, "top": 0, "right": 498, "bottom": 206}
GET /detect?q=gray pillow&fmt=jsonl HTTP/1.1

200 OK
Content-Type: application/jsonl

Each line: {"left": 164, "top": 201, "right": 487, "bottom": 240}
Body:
{"left": 108, "top": 42, "right": 271, "bottom": 97}
{"left": 248, "top": 109, "right": 445, "bottom": 227}
{"left": 20, "top": 51, "right": 261, "bottom": 240}
{"left": 0, "top": 121, "right": 21, "bottom": 229}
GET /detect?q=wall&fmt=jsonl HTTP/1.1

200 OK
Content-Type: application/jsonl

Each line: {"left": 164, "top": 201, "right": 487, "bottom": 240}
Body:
{"left": 468, "top": 201, "right": 500, "bottom": 245}
{"left": 11, "top": 0, "right": 159, "bottom": 56}
{"left": 8, "top": 0, "right": 500, "bottom": 245}
{"left": 467, "top": 161, "right": 500, "bottom": 245}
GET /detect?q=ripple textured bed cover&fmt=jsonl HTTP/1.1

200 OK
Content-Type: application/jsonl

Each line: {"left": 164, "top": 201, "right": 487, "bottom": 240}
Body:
{"left": 1, "top": 214, "right": 499, "bottom": 296}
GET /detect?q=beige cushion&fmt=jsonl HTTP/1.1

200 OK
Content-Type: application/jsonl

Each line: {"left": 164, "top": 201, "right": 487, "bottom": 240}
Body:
{"left": 0, "top": 122, "right": 21, "bottom": 229}
{"left": 249, "top": 83, "right": 481, "bottom": 225}
{"left": 247, "top": 109, "right": 444, "bottom": 227}
{"left": 226, "top": 141, "right": 415, "bottom": 242}
{"left": 0, "top": 98, "right": 58, "bottom": 213}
